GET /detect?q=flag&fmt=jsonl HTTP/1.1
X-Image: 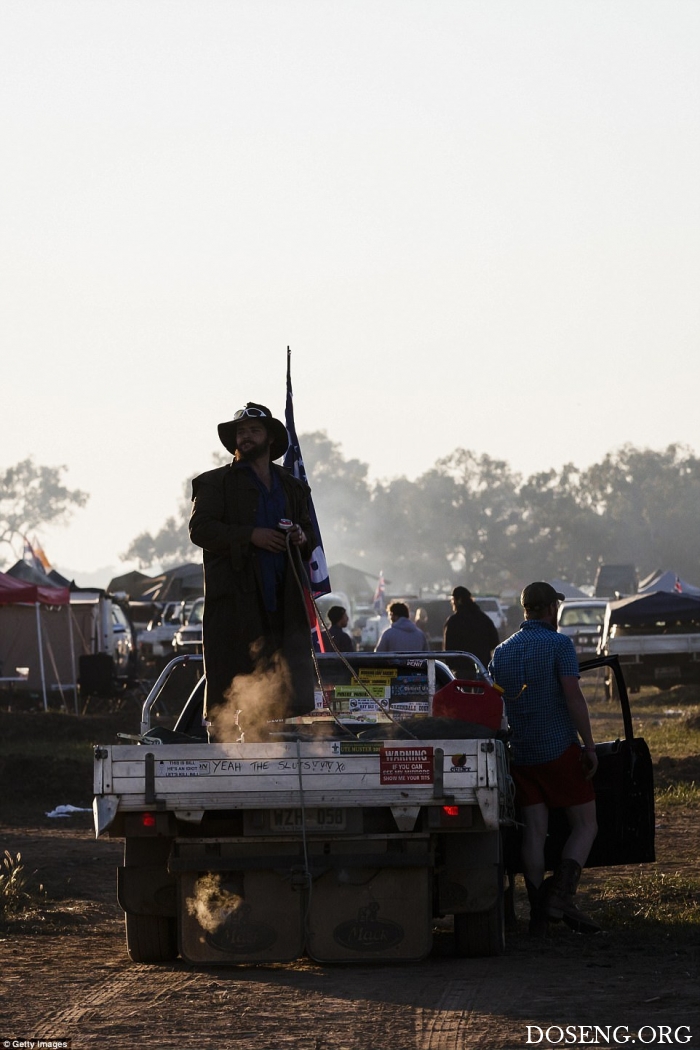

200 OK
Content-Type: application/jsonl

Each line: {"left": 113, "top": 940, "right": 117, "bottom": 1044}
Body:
{"left": 373, "top": 571, "right": 386, "bottom": 614}
{"left": 674, "top": 575, "right": 683, "bottom": 594}
{"left": 283, "top": 346, "right": 332, "bottom": 598}
{"left": 23, "top": 535, "right": 50, "bottom": 575}
{"left": 31, "top": 536, "right": 52, "bottom": 572}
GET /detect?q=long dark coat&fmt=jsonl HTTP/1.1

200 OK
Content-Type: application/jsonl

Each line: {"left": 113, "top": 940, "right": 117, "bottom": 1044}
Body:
{"left": 189, "top": 460, "right": 317, "bottom": 720}
{"left": 443, "top": 604, "right": 500, "bottom": 667}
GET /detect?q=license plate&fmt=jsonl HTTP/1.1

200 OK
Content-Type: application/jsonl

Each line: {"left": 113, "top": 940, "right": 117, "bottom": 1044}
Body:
{"left": 270, "top": 807, "right": 347, "bottom": 831}
{"left": 654, "top": 666, "right": 680, "bottom": 679}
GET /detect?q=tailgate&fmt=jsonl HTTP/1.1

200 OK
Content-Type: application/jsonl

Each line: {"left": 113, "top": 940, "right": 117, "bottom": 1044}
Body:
{"left": 94, "top": 738, "right": 508, "bottom": 833}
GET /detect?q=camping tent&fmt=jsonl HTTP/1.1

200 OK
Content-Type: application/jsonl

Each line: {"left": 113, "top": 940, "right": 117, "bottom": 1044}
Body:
{"left": 0, "top": 572, "right": 72, "bottom": 710}
{"left": 637, "top": 570, "right": 700, "bottom": 597}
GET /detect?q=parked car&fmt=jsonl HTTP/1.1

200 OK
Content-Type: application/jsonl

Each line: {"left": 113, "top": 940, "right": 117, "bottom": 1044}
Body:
{"left": 474, "top": 597, "right": 508, "bottom": 633}
{"left": 71, "top": 590, "right": 137, "bottom": 697}
{"left": 111, "top": 601, "right": 136, "bottom": 678}
{"left": 557, "top": 599, "right": 608, "bottom": 658}
{"left": 137, "top": 600, "right": 186, "bottom": 671}
{"left": 599, "top": 591, "right": 700, "bottom": 692}
{"left": 358, "top": 612, "right": 389, "bottom": 650}
{"left": 172, "top": 597, "right": 204, "bottom": 656}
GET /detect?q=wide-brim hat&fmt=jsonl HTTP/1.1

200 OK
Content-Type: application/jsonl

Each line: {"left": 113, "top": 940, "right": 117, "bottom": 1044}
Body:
{"left": 218, "top": 402, "right": 289, "bottom": 460}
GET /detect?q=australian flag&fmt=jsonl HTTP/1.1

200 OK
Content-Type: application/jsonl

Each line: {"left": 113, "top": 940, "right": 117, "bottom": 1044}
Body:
{"left": 373, "top": 570, "right": 386, "bottom": 613}
{"left": 283, "top": 347, "right": 332, "bottom": 597}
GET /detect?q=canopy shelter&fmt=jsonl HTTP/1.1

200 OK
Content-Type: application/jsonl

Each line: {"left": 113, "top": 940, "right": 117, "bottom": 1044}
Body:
{"left": 0, "top": 571, "right": 70, "bottom": 606}
{"left": 637, "top": 569, "right": 700, "bottom": 597}
{"left": 327, "top": 563, "right": 378, "bottom": 604}
{"left": 107, "top": 569, "right": 154, "bottom": 598}
{"left": 139, "top": 563, "right": 204, "bottom": 602}
{"left": 0, "top": 572, "right": 73, "bottom": 711}
{"left": 603, "top": 590, "right": 700, "bottom": 644}
{"left": 549, "top": 578, "right": 588, "bottom": 599}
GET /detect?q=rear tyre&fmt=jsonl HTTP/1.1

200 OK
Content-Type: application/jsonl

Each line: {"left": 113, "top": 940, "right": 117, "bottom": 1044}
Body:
{"left": 454, "top": 871, "right": 505, "bottom": 958}
{"left": 125, "top": 913, "right": 178, "bottom": 963}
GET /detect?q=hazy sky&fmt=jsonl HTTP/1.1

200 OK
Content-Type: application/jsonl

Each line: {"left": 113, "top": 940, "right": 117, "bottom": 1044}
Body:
{"left": 2, "top": 1, "right": 699, "bottom": 581}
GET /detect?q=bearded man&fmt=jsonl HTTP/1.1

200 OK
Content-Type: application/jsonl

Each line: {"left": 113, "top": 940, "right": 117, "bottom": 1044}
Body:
{"left": 189, "top": 402, "right": 317, "bottom": 735}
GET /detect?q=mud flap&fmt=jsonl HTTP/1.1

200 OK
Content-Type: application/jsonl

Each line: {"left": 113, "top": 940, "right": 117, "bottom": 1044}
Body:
{"left": 117, "top": 865, "right": 177, "bottom": 917}
{"left": 178, "top": 870, "right": 304, "bottom": 965}
{"left": 437, "top": 830, "right": 502, "bottom": 914}
{"left": 305, "top": 865, "right": 432, "bottom": 963}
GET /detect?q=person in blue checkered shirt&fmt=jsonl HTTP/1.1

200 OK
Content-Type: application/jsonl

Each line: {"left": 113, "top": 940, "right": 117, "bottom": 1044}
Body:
{"left": 490, "top": 581, "right": 600, "bottom": 936}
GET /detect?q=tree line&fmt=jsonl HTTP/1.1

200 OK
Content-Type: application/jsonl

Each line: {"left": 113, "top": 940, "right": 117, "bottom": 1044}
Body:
{"left": 3, "top": 441, "right": 700, "bottom": 595}
{"left": 122, "top": 437, "right": 700, "bottom": 595}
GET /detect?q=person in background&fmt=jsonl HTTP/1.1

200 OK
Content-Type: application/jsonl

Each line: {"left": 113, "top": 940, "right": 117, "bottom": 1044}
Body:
{"left": 489, "top": 581, "right": 599, "bottom": 936}
{"left": 414, "top": 607, "right": 431, "bottom": 645}
{"left": 324, "top": 605, "right": 355, "bottom": 652}
{"left": 189, "top": 402, "right": 317, "bottom": 735}
{"left": 375, "top": 601, "right": 429, "bottom": 652}
{"left": 443, "top": 586, "right": 500, "bottom": 665}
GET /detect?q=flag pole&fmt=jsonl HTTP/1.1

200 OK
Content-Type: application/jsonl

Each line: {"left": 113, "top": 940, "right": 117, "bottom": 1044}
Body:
{"left": 35, "top": 601, "right": 48, "bottom": 712}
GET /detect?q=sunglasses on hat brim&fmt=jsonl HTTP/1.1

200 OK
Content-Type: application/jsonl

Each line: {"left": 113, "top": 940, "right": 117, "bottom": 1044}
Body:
{"left": 233, "top": 407, "right": 269, "bottom": 421}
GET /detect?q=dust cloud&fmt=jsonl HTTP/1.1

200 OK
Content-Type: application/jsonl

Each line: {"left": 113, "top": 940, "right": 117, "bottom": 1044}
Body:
{"left": 208, "top": 647, "right": 292, "bottom": 742}
{"left": 185, "top": 873, "right": 244, "bottom": 934}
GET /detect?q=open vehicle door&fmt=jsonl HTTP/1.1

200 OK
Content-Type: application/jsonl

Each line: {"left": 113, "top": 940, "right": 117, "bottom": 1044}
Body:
{"left": 506, "top": 655, "right": 655, "bottom": 874}
{"left": 546, "top": 654, "right": 655, "bottom": 869}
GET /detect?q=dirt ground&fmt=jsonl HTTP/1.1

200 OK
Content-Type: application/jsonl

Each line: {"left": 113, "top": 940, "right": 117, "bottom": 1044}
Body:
{"left": 0, "top": 709, "right": 699, "bottom": 1049}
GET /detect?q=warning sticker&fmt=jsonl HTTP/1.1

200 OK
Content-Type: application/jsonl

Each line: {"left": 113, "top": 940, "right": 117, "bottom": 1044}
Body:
{"left": 380, "top": 746, "right": 433, "bottom": 785}
{"left": 156, "top": 759, "right": 211, "bottom": 777}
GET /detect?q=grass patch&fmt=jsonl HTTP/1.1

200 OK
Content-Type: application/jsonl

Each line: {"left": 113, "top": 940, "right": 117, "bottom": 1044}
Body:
{"left": 583, "top": 679, "right": 700, "bottom": 762}
{"left": 655, "top": 781, "right": 700, "bottom": 807}
{"left": 0, "top": 710, "right": 137, "bottom": 756}
{"left": 0, "top": 850, "right": 44, "bottom": 918}
{"left": 636, "top": 718, "right": 700, "bottom": 761}
{"left": 585, "top": 708, "right": 700, "bottom": 761}
{"left": 596, "top": 869, "right": 700, "bottom": 930}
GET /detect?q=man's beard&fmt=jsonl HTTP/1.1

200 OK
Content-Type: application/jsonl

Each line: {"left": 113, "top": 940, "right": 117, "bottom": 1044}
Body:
{"left": 237, "top": 440, "right": 271, "bottom": 463}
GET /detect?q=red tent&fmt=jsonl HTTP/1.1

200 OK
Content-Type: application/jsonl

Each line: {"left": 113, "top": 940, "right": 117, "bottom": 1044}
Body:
{"left": 0, "top": 571, "right": 72, "bottom": 709}
{"left": 0, "top": 571, "right": 70, "bottom": 606}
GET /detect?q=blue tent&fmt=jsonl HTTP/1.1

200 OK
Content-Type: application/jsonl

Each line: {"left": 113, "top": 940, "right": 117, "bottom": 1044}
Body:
{"left": 637, "top": 570, "right": 700, "bottom": 597}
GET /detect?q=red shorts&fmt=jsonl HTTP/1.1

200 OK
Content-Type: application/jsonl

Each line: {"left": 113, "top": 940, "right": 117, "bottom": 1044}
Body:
{"left": 511, "top": 744, "right": 596, "bottom": 809}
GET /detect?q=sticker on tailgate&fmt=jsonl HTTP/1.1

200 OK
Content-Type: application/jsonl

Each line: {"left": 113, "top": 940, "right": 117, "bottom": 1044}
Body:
{"left": 157, "top": 759, "right": 211, "bottom": 777}
{"left": 380, "top": 746, "right": 433, "bottom": 785}
{"left": 330, "top": 741, "right": 383, "bottom": 755}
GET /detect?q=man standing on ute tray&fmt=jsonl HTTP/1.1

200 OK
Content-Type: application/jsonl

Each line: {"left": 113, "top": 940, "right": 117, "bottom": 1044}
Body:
{"left": 489, "top": 581, "right": 600, "bottom": 936}
{"left": 189, "top": 402, "right": 317, "bottom": 737}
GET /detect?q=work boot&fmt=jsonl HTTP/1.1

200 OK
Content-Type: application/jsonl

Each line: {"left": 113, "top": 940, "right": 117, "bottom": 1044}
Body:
{"left": 524, "top": 878, "right": 548, "bottom": 937}
{"left": 543, "top": 859, "right": 601, "bottom": 934}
